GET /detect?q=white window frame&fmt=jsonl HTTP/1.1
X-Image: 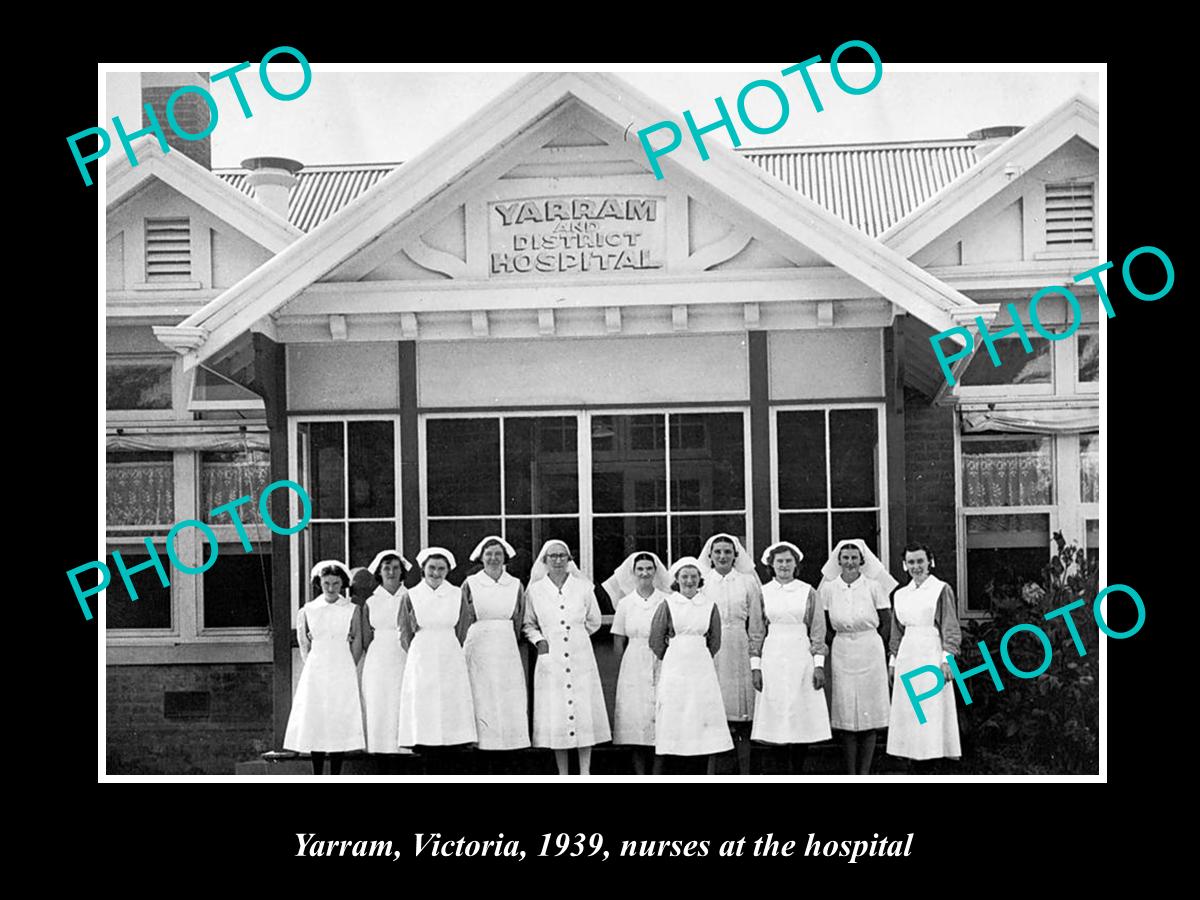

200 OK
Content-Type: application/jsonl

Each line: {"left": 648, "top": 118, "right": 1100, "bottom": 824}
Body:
{"left": 768, "top": 403, "right": 889, "bottom": 571}
{"left": 417, "top": 407, "right": 753, "bottom": 584}
{"left": 106, "top": 354, "right": 184, "bottom": 422}
{"left": 1072, "top": 324, "right": 1101, "bottom": 396}
{"left": 288, "top": 414, "right": 403, "bottom": 624}
{"left": 187, "top": 364, "right": 267, "bottom": 413}
{"left": 955, "top": 332, "right": 1057, "bottom": 400}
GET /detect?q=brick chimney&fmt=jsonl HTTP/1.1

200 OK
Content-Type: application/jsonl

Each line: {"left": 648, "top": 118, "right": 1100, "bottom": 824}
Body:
{"left": 969, "top": 125, "right": 1023, "bottom": 162}
{"left": 242, "top": 157, "right": 304, "bottom": 221}
{"left": 142, "top": 73, "right": 212, "bottom": 169}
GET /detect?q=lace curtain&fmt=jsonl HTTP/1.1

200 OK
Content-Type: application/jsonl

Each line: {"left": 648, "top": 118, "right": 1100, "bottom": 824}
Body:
{"left": 202, "top": 452, "right": 271, "bottom": 523}
{"left": 1080, "top": 437, "right": 1099, "bottom": 503}
{"left": 107, "top": 460, "right": 173, "bottom": 526}
{"left": 963, "top": 448, "right": 1052, "bottom": 507}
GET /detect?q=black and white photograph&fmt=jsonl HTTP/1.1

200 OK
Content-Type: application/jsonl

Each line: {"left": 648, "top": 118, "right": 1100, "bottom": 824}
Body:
{"left": 95, "top": 61, "right": 1111, "bottom": 781}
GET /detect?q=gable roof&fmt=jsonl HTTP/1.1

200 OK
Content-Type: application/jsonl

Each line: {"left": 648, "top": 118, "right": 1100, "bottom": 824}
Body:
{"left": 881, "top": 94, "right": 1099, "bottom": 258}
{"left": 156, "top": 71, "right": 984, "bottom": 367}
{"left": 106, "top": 137, "right": 303, "bottom": 253}
{"left": 212, "top": 141, "right": 980, "bottom": 238}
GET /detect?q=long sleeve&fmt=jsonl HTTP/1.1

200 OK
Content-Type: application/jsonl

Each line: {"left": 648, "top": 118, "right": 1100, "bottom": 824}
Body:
{"left": 804, "top": 587, "right": 827, "bottom": 665}
{"left": 934, "top": 584, "right": 962, "bottom": 656}
{"left": 746, "top": 577, "right": 766, "bottom": 660}
{"left": 454, "top": 592, "right": 476, "bottom": 646}
{"left": 584, "top": 586, "right": 602, "bottom": 636}
{"left": 648, "top": 602, "right": 674, "bottom": 661}
{"left": 706, "top": 604, "right": 722, "bottom": 656}
{"left": 888, "top": 598, "right": 906, "bottom": 665}
{"left": 398, "top": 594, "right": 418, "bottom": 652}
{"left": 522, "top": 588, "right": 545, "bottom": 646}
{"left": 511, "top": 584, "right": 526, "bottom": 644}
{"left": 296, "top": 606, "right": 311, "bottom": 663}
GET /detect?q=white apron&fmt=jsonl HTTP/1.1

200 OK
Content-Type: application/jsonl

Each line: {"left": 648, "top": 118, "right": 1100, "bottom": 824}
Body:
{"left": 612, "top": 590, "right": 667, "bottom": 746}
{"left": 284, "top": 599, "right": 365, "bottom": 753}
{"left": 361, "top": 586, "right": 408, "bottom": 753}
{"left": 397, "top": 582, "right": 477, "bottom": 747}
{"left": 823, "top": 576, "right": 890, "bottom": 732}
{"left": 887, "top": 576, "right": 961, "bottom": 760}
{"left": 528, "top": 575, "right": 611, "bottom": 749}
{"left": 705, "top": 570, "right": 758, "bottom": 722}
{"left": 752, "top": 580, "right": 832, "bottom": 744}
{"left": 464, "top": 571, "right": 530, "bottom": 750}
{"left": 655, "top": 595, "right": 734, "bottom": 756}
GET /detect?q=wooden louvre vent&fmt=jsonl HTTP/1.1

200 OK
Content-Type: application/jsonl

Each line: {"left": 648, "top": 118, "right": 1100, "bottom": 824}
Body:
{"left": 145, "top": 217, "right": 192, "bottom": 282}
{"left": 1045, "top": 182, "right": 1094, "bottom": 247}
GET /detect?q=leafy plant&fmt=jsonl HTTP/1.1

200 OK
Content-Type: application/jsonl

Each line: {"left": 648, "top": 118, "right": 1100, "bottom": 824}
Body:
{"left": 958, "top": 532, "right": 1100, "bottom": 774}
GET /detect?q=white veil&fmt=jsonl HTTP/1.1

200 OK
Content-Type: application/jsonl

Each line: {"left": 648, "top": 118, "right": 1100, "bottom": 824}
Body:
{"left": 697, "top": 533, "right": 756, "bottom": 575}
{"left": 819, "top": 538, "right": 899, "bottom": 595}
{"left": 528, "top": 539, "right": 588, "bottom": 586}
{"left": 602, "top": 551, "right": 671, "bottom": 602}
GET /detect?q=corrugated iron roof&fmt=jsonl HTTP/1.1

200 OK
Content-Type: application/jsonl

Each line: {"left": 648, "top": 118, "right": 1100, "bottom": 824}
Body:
{"left": 213, "top": 140, "right": 980, "bottom": 237}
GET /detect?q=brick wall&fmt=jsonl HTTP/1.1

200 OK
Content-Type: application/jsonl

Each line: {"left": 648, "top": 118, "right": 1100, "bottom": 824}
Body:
{"left": 902, "top": 387, "right": 959, "bottom": 591}
{"left": 141, "top": 79, "right": 212, "bottom": 169}
{"left": 107, "top": 663, "right": 272, "bottom": 774}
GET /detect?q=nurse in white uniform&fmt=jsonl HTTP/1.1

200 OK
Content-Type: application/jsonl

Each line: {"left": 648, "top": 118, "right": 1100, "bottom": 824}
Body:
{"left": 649, "top": 557, "right": 733, "bottom": 774}
{"left": 697, "top": 533, "right": 765, "bottom": 775}
{"left": 818, "top": 539, "right": 895, "bottom": 775}
{"left": 397, "top": 547, "right": 477, "bottom": 769}
{"left": 523, "top": 540, "right": 610, "bottom": 776}
{"left": 360, "top": 550, "right": 412, "bottom": 768}
{"left": 461, "top": 535, "right": 531, "bottom": 763}
{"left": 887, "top": 542, "right": 962, "bottom": 767}
{"left": 603, "top": 551, "right": 671, "bottom": 775}
{"left": 284, "top": 560, "right": 365, "bottom": 775}
{"left": 751, "top": 542, "right": 831, "bottom": 774}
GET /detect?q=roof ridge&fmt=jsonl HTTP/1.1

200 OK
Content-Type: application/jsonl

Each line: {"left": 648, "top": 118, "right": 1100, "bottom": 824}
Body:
{"left": 740, "top": 138, "right": 979, "bottom": 154}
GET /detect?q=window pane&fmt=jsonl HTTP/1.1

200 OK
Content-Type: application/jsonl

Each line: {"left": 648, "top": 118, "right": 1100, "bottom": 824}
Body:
{"left": 966, "top": 513, "right": 1050, "bottom": 612}
{"left": 107, "top": 362, "right": 172, "bottom": 410}
{"left": 427, "top": 419, "right": 500, "bottom": 516}
{"left": 505, "top": 518, "right": 581, "bottom": 589}
{"left": 830, "top": 409, "right": 878, "bottom": 508}
{"left": 106, "top": 452, "right": 173, "bottom": 526}
{"left": 1086, "top": 518, "right": 1100, "bottom": 573}
{"left": 105, "top": 549, "right": 171, "bottom": 628}
{"left": 962, "top": 437, "right": 1053, "bottom": 507}
{"left": 299, "top": 422, "right": 345, "bottom": 519}
{"left": 670, "top": 514, "right": 746, "bottom": 563}
{"left": 831, "top": 512, "right": 881, "bottom": 557}
{"left": 594, "top": 515, "right": 668, "bottom": 591}
{"left": 306, "top": 521, "right": 346, "bottom": 571}
{"left": 201, "top": 449, "right": 269, "bottom": 523}
{"left": 192, "top": 366, "right": 262, "bottom": 404}
{"left": 348, "top": 421, "right": 395, "bottom": 518}
{"left": 670, "top": 413, "right": 744, "bottom": 511}
{"left": 777, "top": 512, "right": 828, "bottom": 586}
{"left": 592, "top": 415, "right": 665, "bottom": 513}
{"left": 202, "top": 547, "right": 271, "bottom": 628}
{"left": 349, "top": 521, "right": 397, "bottom": 571}
{"left": 426, "top": 519, "right": 501, "bottom": 584}
{"left": 505, "top": 417, "right": 578, "bottom": 515}
{"left": 960, "top": 336, "right": 1052, "bottom": 386}
{"left": 1080, "top": 434, "right": 1099, "bottom": 503}
{"left": 1077, "top": 330, "right": 1099, "bottom": 383}
{"left": 777, "top": 411, "right": 826, "bottom": 510}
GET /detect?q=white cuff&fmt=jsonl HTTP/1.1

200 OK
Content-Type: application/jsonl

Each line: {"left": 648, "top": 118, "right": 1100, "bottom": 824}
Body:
{"left": 813, "top": 654, "right": 825, "bottom": 668}
{"left": 750, "top": 656, "right": 761, "bottom": 671}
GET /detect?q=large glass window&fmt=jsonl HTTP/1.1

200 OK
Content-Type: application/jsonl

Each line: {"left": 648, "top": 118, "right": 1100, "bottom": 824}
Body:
{"left": 296, "top": 419, "right": 399, "bottom": 599}
{"left": 202, "top": 546, "right": 272, "bottom": 628}
{"left": 1080, "top": 434, "right": 1099, "bottom": 504}
{"left": 1077, "top": 327, "right": 1099, "bottom": 385}
{"left": 104, "top": 545, "right": 172, "bottom": 629}
{"left": 426, "top": 415, "right": 579, "bottom": 585}
{"left": 107, "top": 360, "right": 173, "bottom": 411}
{"left": 200, "top": 448, "right": 273, "bottom": 629}
{"left": 961, "top": 436, "right": 1054, "bottom": 612}
{"left": 591, "top": 412, "right": 746, "bottom": 603}
{"left": 960, "top": 335, "right": 1053, "bottom": 387}
{"left": 775, "top": 407, "right": 882, "bottom": 585}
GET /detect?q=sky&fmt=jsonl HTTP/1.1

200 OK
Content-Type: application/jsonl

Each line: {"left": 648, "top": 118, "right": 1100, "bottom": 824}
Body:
{"left": 106, "top": 65, "right": 1099, "bottom": 169}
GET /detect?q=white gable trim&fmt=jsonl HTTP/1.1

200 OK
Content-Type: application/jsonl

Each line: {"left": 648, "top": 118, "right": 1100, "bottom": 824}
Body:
{"left": 882, "top": 95, "right": 1099, "bottom": 259}
{"left": 106, "top": 137, "right": 302, "bottom": 254}
{"left": 155, "top": 72, "right": 984, "bottom": 366}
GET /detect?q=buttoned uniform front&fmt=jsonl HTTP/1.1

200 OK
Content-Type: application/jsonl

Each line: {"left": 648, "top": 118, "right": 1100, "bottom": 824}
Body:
{"left": 820, "top": 575, "right": 891, "bottom": 732}
{"left": 702, "top": 568, "right": 765, "bottom": 722}
{"left": 751, "top": 578, "right": 832, "bottom": 744}
{"left": 284, "top": 597, "right": 365, "bottom": 753}
{"left": 361, "top": 584, "right": 409, "bottom": 752}
{"left": 650, "top": 593, "right": 734, "bottom": 756}
{"left": 397, "top": 580, "right": 478, "bottom": 747}
{"left": 611, "top": 589, "right": 670, "bottom": 745}
{"left": 523, "top": 573, "right": 611, "bottom": 749}
{"left": 462, "top": 570, "right": 531, "bottom": 750}
{"left": 886, "top": 574, "right": 961, "bottom": 760}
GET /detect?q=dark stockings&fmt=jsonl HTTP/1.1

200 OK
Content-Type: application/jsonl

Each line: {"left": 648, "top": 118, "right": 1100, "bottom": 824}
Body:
{"left": 838, "top": 730, "right": 879, "bottom": 775}
{"left": 310, "top": 752, "right": 344, "bottom": 775}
